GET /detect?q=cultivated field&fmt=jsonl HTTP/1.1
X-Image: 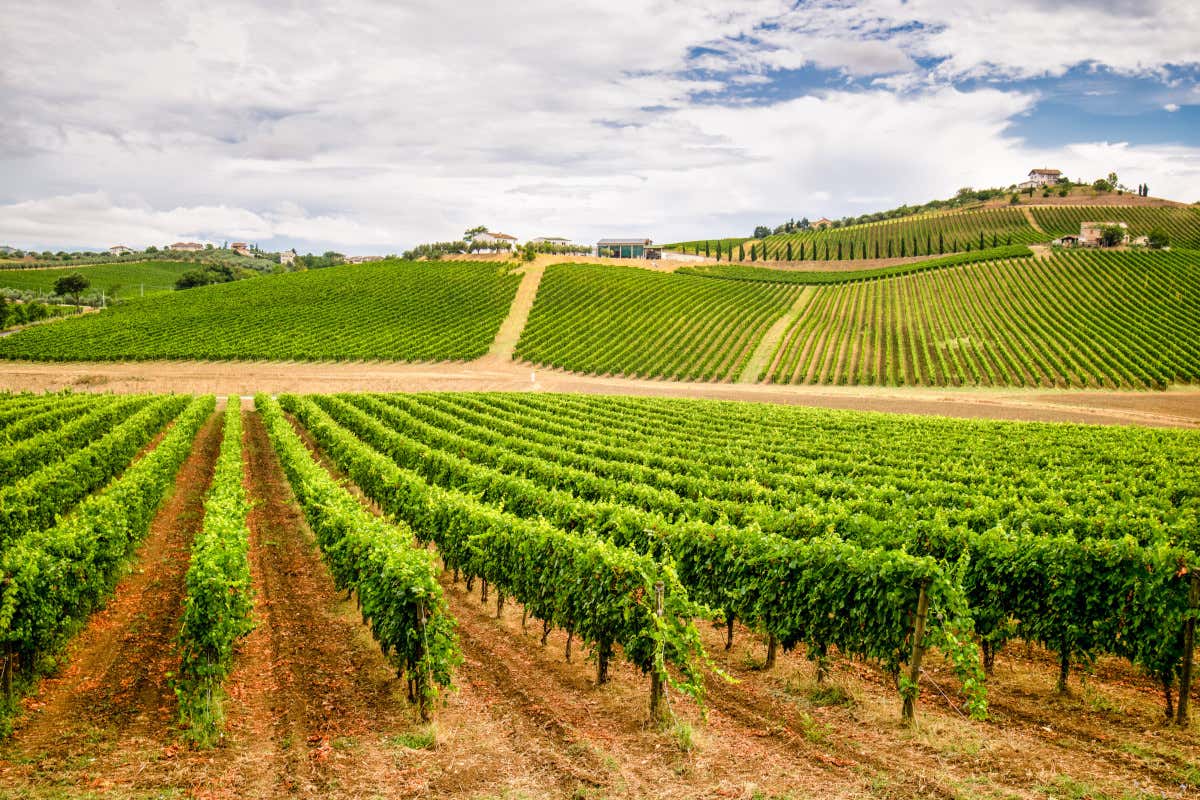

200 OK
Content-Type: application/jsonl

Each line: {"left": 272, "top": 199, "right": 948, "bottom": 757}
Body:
{"left": 762, "top": 249, "right": 1200, "bottom": 388}
{"left": 515, "top": 263, "right": 802, "bottom": 381}
{"left": 1, "top": 390, "right": 1198, "bottom": 800}
{"left": 0, "top": 261, "right": 521, "bottom": 362}
{"left": 0, "top": 260, "right": 197, "bottom": 299}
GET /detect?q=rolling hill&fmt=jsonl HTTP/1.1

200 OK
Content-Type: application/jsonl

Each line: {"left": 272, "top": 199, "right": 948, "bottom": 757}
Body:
{"left": 0, "top": 260, "right": 521, "bottom": 361}
{"left": 0, "top": 260, "right": 198, "bottom": 300}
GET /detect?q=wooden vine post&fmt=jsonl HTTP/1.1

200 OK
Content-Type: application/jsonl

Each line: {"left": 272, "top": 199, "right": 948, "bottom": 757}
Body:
{"left": 649, "top": 581, "right": 666, "bottom": 722}
{"left": 1176, "top": 571, "right": 1200, "bottom": 726}
{"left": 901, "top": 580, "right": 930, "bottom": 725}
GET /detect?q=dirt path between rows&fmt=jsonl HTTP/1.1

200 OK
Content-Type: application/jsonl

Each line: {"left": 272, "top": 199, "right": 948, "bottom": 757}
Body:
{"left": 3, "top": 360, "right": 1199, "bottom": 428}
{"left": 477, "top": 262, "right": 545, "bottom": 366}
{"left": 1021, "top": 206, "right": 1046, "bottom": 234}
{"left": 0, "top": 412, "right": 223, "bottom": 791}
{"left": 737, "top": 287, "right": 813, "bottom": 385}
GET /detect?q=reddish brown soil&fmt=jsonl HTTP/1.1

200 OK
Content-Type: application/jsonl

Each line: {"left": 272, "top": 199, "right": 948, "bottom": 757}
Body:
{"left": 0, "top": 408, "right": 1198, "bottom": 798}
{"left": 0, "top": 412, "right": 223, "bottom": 791}
{"left": 2, "top": 361, "right": 1197, "bottom": 429}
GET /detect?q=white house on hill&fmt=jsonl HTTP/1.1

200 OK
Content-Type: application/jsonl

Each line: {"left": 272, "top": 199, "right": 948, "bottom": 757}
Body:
{"left": 470, "top": 231, "right": 519, "bottom": 247}
{"left": 169, "top": 241, "right": 204, "bottom": 252}
{"left": 1019, "top": 168, "right": 1062, "bottom": 189}
{"left": 108, "top": 245, "right": 133, "bottom": 255}
{"left": 531, "top": 236, "right": 572, "bottom": 245}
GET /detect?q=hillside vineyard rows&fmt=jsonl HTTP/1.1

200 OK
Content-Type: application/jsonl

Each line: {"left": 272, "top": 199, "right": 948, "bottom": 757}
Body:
{"left": 671, "top": 205, "right": 1200, "bottom": 259}
{"left": 1031, "top": 205, "right": 1200, "bottom": 245}
{"left": 0, "top": 261, "right": 521, "bottom": 362}
{"left": 761, "top": 249, "right": 1200, "bottom": 388}
{"left": 0, "top": 260, "right": 198, "bottom": 299}
{"left": 2, "top": 389, "right": 1200, "bottom": 748}
{"left": 514, "top": 263, "right": 801, "bottom": 381}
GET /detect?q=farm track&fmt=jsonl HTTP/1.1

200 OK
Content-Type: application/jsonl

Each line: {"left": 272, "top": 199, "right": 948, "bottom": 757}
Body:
{"left": 0, "top": 413, "right": 223, "bottom": 791}
{"left": 2, "top": 359, "right": 1199, "bottom": 427}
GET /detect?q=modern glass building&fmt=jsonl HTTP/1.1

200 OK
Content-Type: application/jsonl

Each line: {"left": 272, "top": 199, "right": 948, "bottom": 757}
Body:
{"left": 596, "top": 238, "right": 660, "bottom": 259}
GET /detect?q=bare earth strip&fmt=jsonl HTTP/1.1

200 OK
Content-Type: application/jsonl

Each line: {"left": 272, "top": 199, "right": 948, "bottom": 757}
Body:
{"left": 2, "top": 359, "right": 1198, "bottom": 428}
{"left": 737, "top": 287, "right": 813, "bottom": 384}
{"left": 1021, "top": 206, "right": 1046, "bottom": 234}
{"left": 477, "top": 262, "right": 546, "bottom": 365}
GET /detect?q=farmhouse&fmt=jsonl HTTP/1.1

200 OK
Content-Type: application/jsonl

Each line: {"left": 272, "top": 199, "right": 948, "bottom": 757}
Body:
{"left": 169, "top": 242, "right": 204, "bottom": 252}
{"left": 231, "top": 242, "right": 252, "bottom": 256}
{"left": 597, "top": 238, "right": 661, "bottom": 259}
{"left": 531, "top": 236, "right": 572, "bottom": 245}
{"left": 345, "top": 255, "right": 383, "bottom": 264}
{"left": 280, "top": 248, "right": 296, "bottom": 266}
{"left": 108, "top": 245, "right": 133, "bottom": 256}
{"left": 811, "top": 217, "right": 833, "bottom": 229}
{"left": 470, "top": 231, "right": 519, "bottom": 248}
{"left": 1019, "top": 168, "right": 1062, "bottom": 190}
{"left": 1055, "top": 221, "right": 1129, "bottom": 248}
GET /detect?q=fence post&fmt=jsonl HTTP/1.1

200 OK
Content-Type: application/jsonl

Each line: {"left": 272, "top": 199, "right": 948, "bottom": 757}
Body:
{"left": 1176, "top": 572, "right": 1200, "bottom": 726}
{"left": 649, "top": 581, "right": 666, "bottom": 722}
{"left": 902, "top": 581, "right": 930, "bottom": 725}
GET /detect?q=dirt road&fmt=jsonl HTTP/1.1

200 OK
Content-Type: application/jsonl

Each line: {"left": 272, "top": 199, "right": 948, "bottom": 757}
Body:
{"left": 2, "top": 358, "right": 1198, "bottom": 428}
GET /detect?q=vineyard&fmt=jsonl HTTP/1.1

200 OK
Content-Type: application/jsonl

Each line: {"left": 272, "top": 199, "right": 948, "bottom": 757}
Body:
{"left": 0, "top": 389, "right": 1198, "bottom": 797}
{"left": 514, "top": 263, "right": 801, "bottom": 380}
{"left": 677, "top": 244, "right": 1032, "bottom": 284}
{"left": 0, "top": 260, "right": 521, "bottom": 362}
{"left": 271, "top": 390, "right": 1200, "bottom": 731}
{"left": 1031, "top": 205, "right": 1200, "bottom": 246}
{"left": 0, "top": 260, "right": 198, "bottom": 299}
{"left": 673, "top": 207, "right": 1043, "bottom": 261}
{"left": 761, "top": 248, "right": 1200, "bottom": 388}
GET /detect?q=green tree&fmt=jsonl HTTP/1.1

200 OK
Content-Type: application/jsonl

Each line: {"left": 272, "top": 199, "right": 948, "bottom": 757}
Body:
{"left": 1099, "top": 225, "right": 1126, "bottom": 247}
{"left": 753, "top": 225, "right": 771, "bottom": 239}
{"left": 463, "top": 225, "right": 488, "bottom": 241}
{"left": 1147, "top": 228, "right": 1169, "bottom": 249}
{"left": 0, "top": 296, "right": 9, "bottom": 330}
{"left": 54, "top": 272, "right": 90, "bottom": 305}
{"left": 1093, "top": 178, "right": 1113, "bottom": 192}
{"left": 738, "top": 244, "right": 745, "bottom": 261}
{"left": 1009, "top": 193, "right": 1020, "bottom": 205}
{"left": 785, "top": 242, "right": 792, "bottom": 261}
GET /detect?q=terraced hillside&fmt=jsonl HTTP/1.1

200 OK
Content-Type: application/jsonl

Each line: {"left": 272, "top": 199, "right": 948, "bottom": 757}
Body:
{"left": 0, "top": 260, "right": 197, "bottom": 299}
{"left": 668, "top": 208, "right": 1042, "bottom": 261}
{"left": 1031, "top": 205, "right": 1200, "bottom": 246}
{"left": 514, "top": 263, "right": 801, "bottom": 380}
{"left": 761, "top": 249, "right": 1200, "bottom": 388}
{"left": 0, "top": 260, "right": 521, "bottom": 362}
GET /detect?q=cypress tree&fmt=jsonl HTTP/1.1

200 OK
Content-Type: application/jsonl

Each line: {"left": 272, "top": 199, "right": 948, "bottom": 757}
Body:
{"left": 939, "top": 232, "right": 944, "bottom": 254}
{"left": 979, "top": 231, "right": 985, "bottom": 250}
{"left": 705, "top": 241, "right": 710, "bottom": 257}
{"left": 992, "top": 233, "right": 997, "bottom": 248}
{"left": 1006, "top": 235, "right": 1011, "bottom": 245}
{"left": 715, "top": 241, "right": 722, "bottom": 261}
{"left": 750, "top": 244, "right": 758, "bottom": 261}
{"left": 926, "top": 234, "right": 931, "bottom": 255}
{"left": 823, "top": 242, "right": 829, "bottom": 260}
{"left": 739, "top": 243, "right": 745, "bottom": 261}
{"left": 887, "top": 240, "right": 893, "bottom": 258}
{"left": 786, "top": 242, "right": 792, "bottom": 260}
{"left": 874, "top": 240, "right": 880, "bottom": 259}
{"left": 900, "top": 238, "right": 906, "bottom": 257}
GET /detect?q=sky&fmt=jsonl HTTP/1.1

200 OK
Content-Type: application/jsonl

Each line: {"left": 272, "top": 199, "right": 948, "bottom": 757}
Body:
{"left": 1, "top": 0, "right": 1198, "bottom": 254}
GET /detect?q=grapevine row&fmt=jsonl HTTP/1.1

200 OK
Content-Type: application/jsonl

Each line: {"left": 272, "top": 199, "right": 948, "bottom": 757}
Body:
{"left": 176, "top": 401, "right": 255, "bottom": 745}
{"left": 292, "top": 392, "right": 988, "bottom": 719}
{"left": 0, "top": 395, "right": 213, "bottom": 734}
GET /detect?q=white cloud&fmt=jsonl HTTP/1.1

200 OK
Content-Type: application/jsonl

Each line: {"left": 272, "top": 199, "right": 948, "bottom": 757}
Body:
{"left": 1164, "top": 103, "right": 1181, "bottom": 112}
{"left": 0, "top": 0, "right": 1197, "bottom": 251}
